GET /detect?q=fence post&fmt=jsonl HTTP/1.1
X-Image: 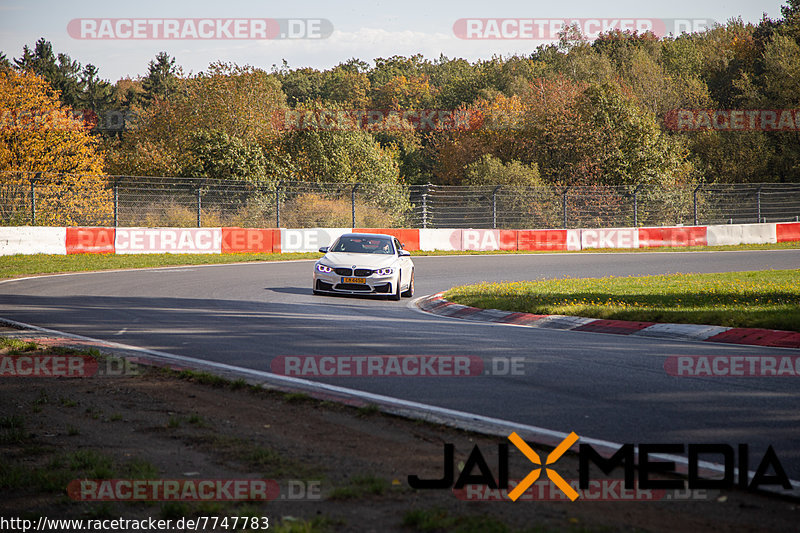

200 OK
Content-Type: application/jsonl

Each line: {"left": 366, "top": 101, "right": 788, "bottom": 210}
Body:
{"left": 562, "top": 186, "right": 570, "bottom": 229}
{"left": 492, "top": 185, "right": 501, "bottom": 229}
{"left": 633, "top": 183, "right": 644, "bottom": 227}
{"left": 113, "top": 179, "right": 119, "bottom": 227}
{"left": 351, "top": 184, "right": 359, "bottom": 228}
{"left": 693, "top": 184, "right": 702, "bottom": 226}
{"left": 422, "top": 183, "right": 430, "bottom": 229}
{"left": 756, "top": 185, "right": 763, "bottom": 223}
{"left": 196, "top": 186, "right": 202, "bottom": 228}
{"left": 30, "top": 173, "right": 40, "bottom": 225}
{"left": 275, "top": 183, "right": 281, "bottom": 228}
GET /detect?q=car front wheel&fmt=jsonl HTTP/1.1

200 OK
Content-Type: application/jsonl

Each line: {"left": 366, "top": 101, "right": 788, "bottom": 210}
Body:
{"left": 389, "top": 273, "right": 402, "bottom": 301}
{"left": 401, "top": 269, "right": 414, "bottom": 298}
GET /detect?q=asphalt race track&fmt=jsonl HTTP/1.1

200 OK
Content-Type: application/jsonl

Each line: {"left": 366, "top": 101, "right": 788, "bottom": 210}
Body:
{"left": 2, "top": 249, "right": 800, "bottom": 479}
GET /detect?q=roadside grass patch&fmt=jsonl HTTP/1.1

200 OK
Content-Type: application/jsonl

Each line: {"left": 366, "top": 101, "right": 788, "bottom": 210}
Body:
{"left": 444, "top": 269, "right": 800, "bottom": 332}
{"left": 0, "top": 415, "right": 27, "bottom": 444}
{"left": 402, "top": 507, "right": 616, "bottom": 533}
{"left": 401, "top": 508, "right": 510, "bottom": 533}
{"left": 0, "top": 337, "right": 38, "bottom": 354}
{"left": 197, "top": 434, "right": 318, "bottom": 479}
{"left": 356, "top": 403, "right": 381, "bottom": 417}
{"left": 0, "top": 447, "right": 150, "bottom": 493}
{"left": 329, "top": 474, "right": 392, "bottom": 500}
{"left": 0, "top": 252, "right": 322, "bottom": 280}
{"left": 271, "top": 516, "right": 342, "bottom": 533}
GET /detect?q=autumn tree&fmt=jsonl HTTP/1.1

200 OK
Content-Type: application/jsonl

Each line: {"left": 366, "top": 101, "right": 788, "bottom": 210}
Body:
{"left": 108, "top": 62, "right": 286, "bottom": 180}
{"left": 321, "top": 66, "right": 371, "bottom": 107}
{"left": 0, "top": 69, "right": 111, "bottom": 224}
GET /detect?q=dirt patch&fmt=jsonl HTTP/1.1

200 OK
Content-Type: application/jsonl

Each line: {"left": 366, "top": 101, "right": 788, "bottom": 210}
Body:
{"left": 0, "top": 344, "right": 798, "bottom": 532}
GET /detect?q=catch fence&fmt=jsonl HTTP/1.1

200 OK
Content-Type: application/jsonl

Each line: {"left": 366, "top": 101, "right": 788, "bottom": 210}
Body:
{"left": 2, "top": 172, "right": 799, "bottom": 229}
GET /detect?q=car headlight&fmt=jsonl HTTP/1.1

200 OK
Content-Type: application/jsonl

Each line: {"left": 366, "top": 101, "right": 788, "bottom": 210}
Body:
{"left": 316, "top": 263, "right": 333, "bottom": 273}
{"left": 375, "top": 267, "right": 394, "bottom": 276}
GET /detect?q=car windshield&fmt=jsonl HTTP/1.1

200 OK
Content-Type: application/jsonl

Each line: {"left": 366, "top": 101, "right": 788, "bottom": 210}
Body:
{"left": 331, "top": 236, "right": 394, "bottom": 254}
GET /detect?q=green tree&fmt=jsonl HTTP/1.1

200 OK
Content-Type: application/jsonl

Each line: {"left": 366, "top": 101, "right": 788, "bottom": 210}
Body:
{"left": 77, "top": 64, "right": 114, "bottom": 114}
{"left": 13, "top": 38, "right": 82, "bottom": 108}
{"left": 275, "top": 64, "right": 325, "bottom": 106}
{"left": 464, "top": 154, "right": 541, "bottom": 187}
{"left": 185, "top": 129, "right": 270, "bottom": 181}
{"left": 141, "top": 52, "right": 180, "bottom": 105}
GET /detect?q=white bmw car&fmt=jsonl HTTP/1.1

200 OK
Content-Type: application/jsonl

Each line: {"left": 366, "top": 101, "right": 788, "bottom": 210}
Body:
{"left": 313, "top": 233, "right": 414, "bottom": 300}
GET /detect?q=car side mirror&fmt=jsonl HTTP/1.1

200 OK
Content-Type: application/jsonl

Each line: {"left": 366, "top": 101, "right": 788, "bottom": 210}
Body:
{"left": 399, "top": 250, "right": 411, "bottom": 257}
{"left": 318, "top": 246, "right": 329, "bottom": 253}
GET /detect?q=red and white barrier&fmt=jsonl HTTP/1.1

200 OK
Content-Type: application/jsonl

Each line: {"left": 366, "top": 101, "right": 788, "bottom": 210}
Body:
{"left": 638, "top": 226, "right": 707, "bottom": 248}
{"left": 66, "top": 227, "right": 116, "bottom": 254}
{"left": 279, "top": 228, "right": 350, "bottom": 253}
{"left": 419, "top": 229, "right": 461, "bottom": 251}
{"left": 0, "top": 226, "right": 66, "bottom": 255}
{"left": 580, "top": 227, "right": 639, "bottom": 249}
{"left": 115, "top": 228, "right": 222, "bottom": 254}
{"left": 777, "top": 222, "right": 800, "bottom": 242}
{"left": 221, "top": 228, "right": 280, "bottom": 254}
{"left": 354, "top": 228, "right": 420, "bottom": 251}
{"left": 1, "top": 222, "right": 799, "bottom": 256}
{"left": 706, "top": 223, "right": 776, "bottom": 246}
{"left": 461, "top": 229, "right": 517, "bottom": 251}
{"left": 517, "top": 229, "right": 581, "bottom": 251}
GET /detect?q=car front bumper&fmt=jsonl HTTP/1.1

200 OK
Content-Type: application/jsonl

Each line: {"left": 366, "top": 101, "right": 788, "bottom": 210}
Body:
{"left": 313, "top": 272, "right": 398, "bottom": 295}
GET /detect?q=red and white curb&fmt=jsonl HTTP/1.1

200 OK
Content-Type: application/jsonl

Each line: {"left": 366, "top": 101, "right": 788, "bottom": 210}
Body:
{"left": 417, "top": 292, "right": 800, "bottom": 349}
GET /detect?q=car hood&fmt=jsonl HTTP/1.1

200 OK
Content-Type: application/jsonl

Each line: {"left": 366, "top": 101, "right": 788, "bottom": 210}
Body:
{"left": 321, "top": 252, "right": 398, "bottom": 269}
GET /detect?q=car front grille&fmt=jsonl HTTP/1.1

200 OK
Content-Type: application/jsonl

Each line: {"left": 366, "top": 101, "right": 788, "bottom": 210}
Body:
{"left": 335, "top": 283, "right": 373, "bottom": 291}
{"left": 334, "top": 268, "right": 352, "bottom": 276}
{"left": 354, "top": 268, "right": 373, "bottom": 277}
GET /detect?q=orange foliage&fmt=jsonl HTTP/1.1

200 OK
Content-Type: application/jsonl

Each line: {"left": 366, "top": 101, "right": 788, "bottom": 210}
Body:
{"left": 0, "top": 70, "right": 112, "bottom": 225}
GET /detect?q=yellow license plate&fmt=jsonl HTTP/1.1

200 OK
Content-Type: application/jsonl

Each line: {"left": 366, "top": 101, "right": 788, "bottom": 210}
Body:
{"left": 342, "top": 277, "right": 366, "bottom": 284}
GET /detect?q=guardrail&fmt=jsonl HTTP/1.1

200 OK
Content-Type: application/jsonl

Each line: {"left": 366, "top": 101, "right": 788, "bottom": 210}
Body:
{"left": 2, "top": 222, "right": 799, "bottom": 256}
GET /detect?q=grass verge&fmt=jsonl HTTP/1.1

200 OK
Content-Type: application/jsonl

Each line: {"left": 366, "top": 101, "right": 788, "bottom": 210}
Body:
{"left": 0, "top": 242, "right": 797, "bottom": 280}
{"left": 0, "top": 252, "right": 321, "bottom": 280}
{"left": 444, "top": 269, "right": 800, "bottom": 332}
